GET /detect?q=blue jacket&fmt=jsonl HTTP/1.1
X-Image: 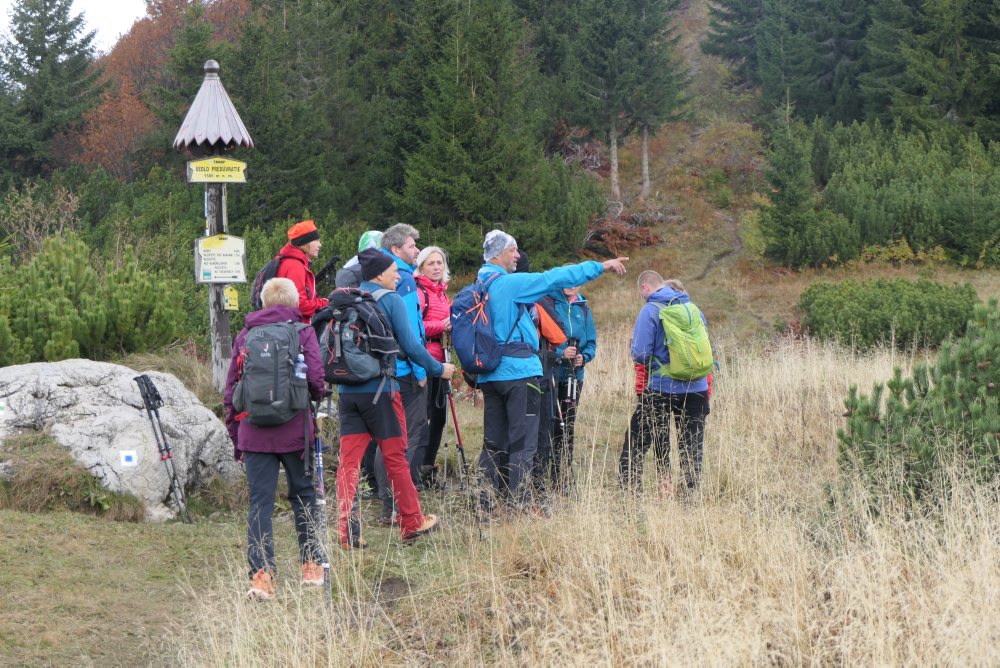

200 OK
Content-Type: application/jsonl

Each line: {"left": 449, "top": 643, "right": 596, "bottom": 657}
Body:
{"left": 551, "top": 291, "right": 597, "bottom": 383}
{"left": 477, "top": 261, "right": 604, "bottom": 383}
{"left": 383, "top": 248, "right": 427, "bottom": 381}
{"left": 338, "top": 281, "right": 444, "bottom": 394}
{"left": 631, "top": 286, "right": 709, "bottom": 394}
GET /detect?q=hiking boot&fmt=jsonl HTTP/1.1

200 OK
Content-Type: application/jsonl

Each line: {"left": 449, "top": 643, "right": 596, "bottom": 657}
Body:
{"left": 301, "top": 561, "right": 325, "bottom": 586}
{"left": 377, "top": 514, "right": 399, "bottom": 527}
{"left": 401, "top": 514, "right": 440, "bottom": 544}
{"left": 248, "top": 569, "right": 275, "bottom": 600}
{"left": 360, "top": 487, "right": 378, "bottom": 500}
{"left": 340, "top": 535, "right": 369, "bottom": 550}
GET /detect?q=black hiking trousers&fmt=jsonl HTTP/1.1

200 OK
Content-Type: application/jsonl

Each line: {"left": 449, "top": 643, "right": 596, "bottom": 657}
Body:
{"left": 244, "top": 449, "right": 320, "bottom": 577}
{"left": 479, "top": 377, "right": 541, "bottom": 511}
{"left": 619, "top": 390, "right": 709, "bottom": 495}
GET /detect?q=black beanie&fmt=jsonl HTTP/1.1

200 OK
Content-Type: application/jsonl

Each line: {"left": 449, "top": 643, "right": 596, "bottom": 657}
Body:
{"left": 359, "top": 248, "right": 394, "bottom": 281}
{"left": 515, "top": 249, "right": 530, "bottom": 273}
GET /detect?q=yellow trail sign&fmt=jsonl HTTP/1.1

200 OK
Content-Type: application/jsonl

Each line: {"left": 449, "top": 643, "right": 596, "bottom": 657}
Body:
{"left": 187, "top": 157, "right": 247, "bottom": 183}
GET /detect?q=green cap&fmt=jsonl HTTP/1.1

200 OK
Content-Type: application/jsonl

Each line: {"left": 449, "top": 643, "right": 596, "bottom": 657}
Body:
{"left": 358, "top": 230, "right": 383, "bottom": 253}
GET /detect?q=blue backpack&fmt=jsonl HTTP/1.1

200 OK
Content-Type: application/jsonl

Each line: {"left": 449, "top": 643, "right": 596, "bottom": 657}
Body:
{"left": 450, "top": 273, "right": 533, "bottom": 374}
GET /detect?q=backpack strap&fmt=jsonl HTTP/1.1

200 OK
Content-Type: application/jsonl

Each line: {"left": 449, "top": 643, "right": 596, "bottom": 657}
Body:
{"left": 417, "top": 283, "right": 431, "bottom": 319}
{"left": 481, "top": 272, "right": 528, "bottom": 345}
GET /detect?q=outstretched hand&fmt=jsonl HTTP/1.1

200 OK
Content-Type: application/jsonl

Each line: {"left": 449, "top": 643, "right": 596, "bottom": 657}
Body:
{"left": 602, "top": 257, "right": 629, "bottom": 275}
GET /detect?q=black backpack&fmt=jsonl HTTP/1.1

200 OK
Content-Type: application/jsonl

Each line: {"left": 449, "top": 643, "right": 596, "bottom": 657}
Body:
{"left": 250, "top": 255, "right": 311, "bottom": 311}
{"left": 250, "top": 257, "right": 283, "bottom": 312}
{"left": 313, "top": 288, "right": 399, "bottom": 394}
{"left": 233, "top": 320, "right": 310, "bottom": 426}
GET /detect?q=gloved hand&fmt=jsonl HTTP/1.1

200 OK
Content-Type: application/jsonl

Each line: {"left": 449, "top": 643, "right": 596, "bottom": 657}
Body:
{"left": 634, "top": 363, "right": 647, "bottom": 396}
{"left": 233, "top": 447, "right": 243, "bottom": 463}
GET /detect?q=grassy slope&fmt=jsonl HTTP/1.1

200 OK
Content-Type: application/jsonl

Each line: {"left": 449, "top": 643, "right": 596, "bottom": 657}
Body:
{"left": 4, "top": 0, "right": 1000, "bottom": 663}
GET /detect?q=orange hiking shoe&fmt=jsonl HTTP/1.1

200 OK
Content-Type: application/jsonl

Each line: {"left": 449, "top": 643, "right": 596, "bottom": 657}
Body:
{"left": 401, "top": 514, "right": 440, "bottom": 544}
{"left": 301, "top": 561, "right": 325, "bottom": 586}
{"left": 248, "top": 569, "right": 275, "bottom": 600}
{"left": 340, "top": 536, "right": 368, "bottom": 551}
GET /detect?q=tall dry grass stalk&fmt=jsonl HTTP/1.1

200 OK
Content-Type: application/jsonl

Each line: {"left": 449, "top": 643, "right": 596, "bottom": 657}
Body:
{"left": 177, "top": 333, "right": 1000, "bottom": 665}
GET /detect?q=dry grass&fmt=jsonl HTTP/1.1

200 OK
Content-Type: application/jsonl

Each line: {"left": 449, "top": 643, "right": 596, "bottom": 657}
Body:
{"left": 175, "top": 331, "right": 1000, "bottom": 665}
{"left": 0, "top": 431, "right": 146, "bottom": 521}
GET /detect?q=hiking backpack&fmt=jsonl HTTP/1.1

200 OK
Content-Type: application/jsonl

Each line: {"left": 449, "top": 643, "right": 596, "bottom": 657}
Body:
{"left": 313, "top": 288, "right": 399, "bottom": 387}
{"left": 249, "top": 257, "right": 284, "bottom": 312}
{"left": 232, "top": 321, "right": 311, "bottom": 426}
{"left": 450, "top": 273, "right": 533, "bottom": 374}
{"left": 655, "top": 299, "right": 714, "bottom": 381}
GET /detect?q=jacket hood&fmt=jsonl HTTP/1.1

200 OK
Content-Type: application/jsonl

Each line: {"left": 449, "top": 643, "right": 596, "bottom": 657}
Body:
{"left": 278, "top": 243, "right": 310, "bottom": 264}
{"left": 245, "top": 304, "right": 304, "bottom": 329}
{"left": 646, "top": 286, "right": 688, "bottom": 306}
{"left": 416, "top": 274, "right": 447, "bottom": 293}
{"left": 553, "top": 290, "right": 588, "bottom": 306}
{"left": 383, "top": 247, "right": 416, "bottom": 273}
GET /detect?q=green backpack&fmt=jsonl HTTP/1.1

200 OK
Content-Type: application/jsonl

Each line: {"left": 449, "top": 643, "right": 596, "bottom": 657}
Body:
{"left": 655, "top": 300, "right": 713, "bottom": 381}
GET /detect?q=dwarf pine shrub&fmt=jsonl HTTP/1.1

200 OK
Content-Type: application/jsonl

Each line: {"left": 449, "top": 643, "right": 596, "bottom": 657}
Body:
{"left": 838, "top": 300, "right": 1000, "bottom": 500}
{"left": 0, "top": 233, "right": 182, "bottom": 362}
{"left": 800, "top": 278, "right": 977, "bottom": 349}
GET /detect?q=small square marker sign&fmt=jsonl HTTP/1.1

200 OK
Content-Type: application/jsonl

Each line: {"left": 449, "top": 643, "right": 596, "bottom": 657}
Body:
{"left": 120, "top": 450, "right": 138, "bottom": 468}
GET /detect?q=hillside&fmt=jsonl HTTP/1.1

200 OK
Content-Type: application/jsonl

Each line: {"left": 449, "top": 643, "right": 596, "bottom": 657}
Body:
{"left": 5, "top": 0, "right": 1000, "bottom": 664}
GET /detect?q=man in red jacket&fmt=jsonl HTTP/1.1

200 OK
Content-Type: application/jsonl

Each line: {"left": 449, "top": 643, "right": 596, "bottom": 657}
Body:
{"left": 275, "top": 220, "right": 328, "bottom": 323}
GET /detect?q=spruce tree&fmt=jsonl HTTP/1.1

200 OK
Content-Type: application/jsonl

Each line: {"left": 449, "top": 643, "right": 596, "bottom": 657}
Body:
{"left": 571, "top": 0, "right": 646, "bottom": 202}
{"left": 0, "top": 0, "right": 102, "bottom": 176}
{"left": 892, "top": 0, "right": 1000, "bottom": 140}
{"left": 701, "top": 0, "right": 764, "bottom": 87}
{"left": 754, "top": 0, "right": 819, "bottom": 117}
{"left": 796, "top": 0, "right": 869, "bottom": 123}
{"left": 858, "top": 0, "right": 922, "bottom": 123}
{"left": 628, "top": 0, "right": 687, "bottom": 201}
{"left": 393, "top": 0, "right": 540, "bottom": 266}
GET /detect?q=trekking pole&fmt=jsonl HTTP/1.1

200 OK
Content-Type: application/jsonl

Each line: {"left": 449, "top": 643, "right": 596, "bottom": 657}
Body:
{"left": 442, "top": 338, "right": 468, "bottom": 490}
{"left": 565, "top": 337, "right": 580, "bottom": 405}
{"left": 133, "top": 375, "right": 192, "bottom": 524}
{"left": 310, "top": 401, "right": 333, "bottom": 609}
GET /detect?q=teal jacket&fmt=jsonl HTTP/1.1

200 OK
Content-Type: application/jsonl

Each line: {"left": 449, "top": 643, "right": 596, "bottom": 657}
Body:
{"left": 383, "top": 249, "right": 427, "bottom": 382}
{"left": 476, "top": 261, "right": 604, "bottom": 383}
{"left": 551, "top": 291, "right": 597, "bottom": 383}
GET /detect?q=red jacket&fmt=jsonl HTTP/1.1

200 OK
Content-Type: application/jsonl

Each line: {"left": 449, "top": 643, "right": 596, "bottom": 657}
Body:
{"left": 416, "top": 274, "right": 452, "bottom": 362}
{"left": 275, "top": 243, "right": 328, "bottom": 323}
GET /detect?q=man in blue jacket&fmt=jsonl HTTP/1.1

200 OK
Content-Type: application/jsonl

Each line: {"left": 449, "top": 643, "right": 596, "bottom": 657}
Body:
{"left": 620, "top": 271, "right": 710, "bottom": 498}
{"left": 335, "top": 249, "right": 456, "bottom": 547}
{"left": 476, "top": 229, "right": 628, "bottom": 512}
{"left": 374, "top": 223, "right": 429, "bottom": 524}
{"left": 548, "top": 282, "right": 598, "bottom": 491}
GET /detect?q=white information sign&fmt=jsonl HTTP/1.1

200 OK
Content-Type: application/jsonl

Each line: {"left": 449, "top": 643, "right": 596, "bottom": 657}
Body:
{"left": 195, "top": 234, "right": 246, "bottom": 284}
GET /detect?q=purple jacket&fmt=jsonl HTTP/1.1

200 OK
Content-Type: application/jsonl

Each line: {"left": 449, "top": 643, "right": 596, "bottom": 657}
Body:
{"left": 224, "top": 305, "right": 326, "bottom": 457}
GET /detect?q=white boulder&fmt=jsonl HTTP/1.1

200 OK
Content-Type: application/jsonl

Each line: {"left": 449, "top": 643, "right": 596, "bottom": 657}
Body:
{"left": 0, "top": 360, "right": 239, "bottom": 520}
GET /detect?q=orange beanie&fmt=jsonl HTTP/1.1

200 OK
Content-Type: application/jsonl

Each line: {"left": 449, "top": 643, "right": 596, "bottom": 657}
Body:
{"left": 287, "top": 220, "right": 319, "bottom": 246}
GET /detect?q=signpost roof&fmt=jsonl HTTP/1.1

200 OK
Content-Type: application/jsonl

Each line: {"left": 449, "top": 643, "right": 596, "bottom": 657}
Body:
{"left": 173, "top": 60, "right": 253, "bottom": 153}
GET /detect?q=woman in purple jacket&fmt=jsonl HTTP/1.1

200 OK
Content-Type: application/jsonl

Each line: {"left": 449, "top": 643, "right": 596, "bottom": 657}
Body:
{"left": 224, "top": 277, "right": 326, "bottom": 600}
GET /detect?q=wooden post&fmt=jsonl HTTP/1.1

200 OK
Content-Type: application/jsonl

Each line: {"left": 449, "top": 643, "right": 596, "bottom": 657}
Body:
{"left": 173, "top": 60, "right": 253, "bottom": 394}
{"left": 205, "top": 182, "right": 232, "bottom": 393}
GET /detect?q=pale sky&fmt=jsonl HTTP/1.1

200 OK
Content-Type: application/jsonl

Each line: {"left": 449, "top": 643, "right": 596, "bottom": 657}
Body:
{"left": 0, "top": 0, "right": 147, "bottom": 54}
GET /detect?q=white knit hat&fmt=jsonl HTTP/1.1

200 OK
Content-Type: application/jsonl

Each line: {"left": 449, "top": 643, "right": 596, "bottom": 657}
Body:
{"left": 483, "top": 229, "right": 517, "bottom": 261}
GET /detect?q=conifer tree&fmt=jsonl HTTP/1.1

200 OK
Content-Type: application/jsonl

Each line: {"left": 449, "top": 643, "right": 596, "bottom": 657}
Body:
{"left": 840, "top": 299, "right": 1000, "bottom": 501}
{"left": 754, "top": 0, "right": 818, "bottom": 117}
{"left": 571, "top": 0, "right": 647, "bottom": 202}
{"left": 0, "top": 0, "right": 102, "bottom": 176}
{"left": 701, "top": 0, "right": 763, "bottom": 87}
{"left": 628, "top": 0, "right": 687, "bottom": 201}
